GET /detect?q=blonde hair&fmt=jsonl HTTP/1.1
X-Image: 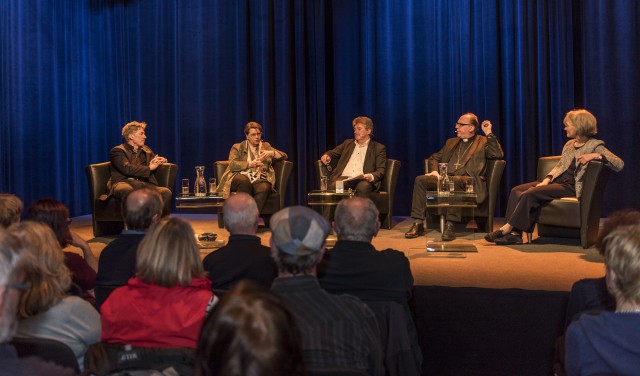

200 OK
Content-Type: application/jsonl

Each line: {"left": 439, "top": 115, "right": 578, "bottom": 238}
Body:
{"left": 564, "top": 109, "right": 598, "bottom": 137}
{"left": 136, "top": 217, "right": 204, "bottom": 287}
{"left": 122, "top": 121, "right": 147, "bottom": 142}
{"left": 604, "top": 224, "right": 640, "bottom": 306}
{"left": 0, "top": 194, "right": 23, "bottom": 228}
{"left": 9, "top": 221, "right": 72, "bottom": 318}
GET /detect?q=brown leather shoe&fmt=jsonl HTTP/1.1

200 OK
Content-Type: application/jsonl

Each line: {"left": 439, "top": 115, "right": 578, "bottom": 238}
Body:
{"left": 484, "top": 229, "right": 505, "bottom": 242}
{"left": 441, "top": 222, "right": 456, "bottom": 241}
{"left": 405, "top": 223, "right": 425, "bottom": 238}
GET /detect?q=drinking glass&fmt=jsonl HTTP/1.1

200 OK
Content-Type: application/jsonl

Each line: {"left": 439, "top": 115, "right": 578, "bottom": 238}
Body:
{"left": 209, "top": 178, "right": 217, "bottom": 194}
{"left": 320, "top": 176, "right": 328, "bottom": 191}
{"left": 181, "top": 179, "right": 190, "bottom": 195}
{"left": 466, "top": 177, "right": 475, "bottom": 193}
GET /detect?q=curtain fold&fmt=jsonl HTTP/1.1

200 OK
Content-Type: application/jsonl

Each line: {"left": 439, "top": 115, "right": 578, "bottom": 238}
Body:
{"left": 1, "top": 0, "right": 636, "bottom": 218}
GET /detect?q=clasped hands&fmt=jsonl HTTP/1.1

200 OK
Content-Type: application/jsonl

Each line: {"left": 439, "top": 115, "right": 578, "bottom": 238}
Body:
{"left": 150, "top": 155, "right": 167, "bottom": 170}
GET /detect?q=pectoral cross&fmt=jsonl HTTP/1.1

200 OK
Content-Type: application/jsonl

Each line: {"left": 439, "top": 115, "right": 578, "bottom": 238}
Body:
{"left": 454, "top": 162, "right": 463, "bottom": 170}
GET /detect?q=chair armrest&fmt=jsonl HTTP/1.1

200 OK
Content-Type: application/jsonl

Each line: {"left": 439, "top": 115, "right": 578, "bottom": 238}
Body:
{"left": 155, "top": 163, "right": 178, "bottom": 191}
{"left": 536, "top": 156, "right": 561, "bottom": 181}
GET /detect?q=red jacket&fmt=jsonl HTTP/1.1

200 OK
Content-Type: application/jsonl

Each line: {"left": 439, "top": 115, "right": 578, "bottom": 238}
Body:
{"left": 101, "top": 276, "right": 215, "bottom": 349}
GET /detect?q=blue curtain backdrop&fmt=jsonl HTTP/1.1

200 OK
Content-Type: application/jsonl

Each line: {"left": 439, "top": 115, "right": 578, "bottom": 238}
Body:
{"left": 1, "top": 0, "right": 638, "bottom": 219}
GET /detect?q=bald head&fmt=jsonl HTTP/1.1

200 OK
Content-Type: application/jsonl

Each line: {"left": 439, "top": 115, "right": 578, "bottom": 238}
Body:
{"left": 334, "top": 197, "right": 380, "bottom": 242}
{"left": 223, "top": 193, "right": 259, "bottom": 235}
{"left": 122, "top": 187, "right": 163, "bottom": 231}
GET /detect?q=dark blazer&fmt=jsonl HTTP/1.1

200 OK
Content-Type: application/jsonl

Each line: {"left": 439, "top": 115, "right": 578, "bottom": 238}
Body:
{"left": 108, "top": 143, "right": 160, "bottom": 192}
{"left": 324, "top": 139, "right": 387, "bottom": 190}
{"left": 427, "top": 134, "right": 503, "bottom": 205}
{"left": 202, "top": 234, "right": 277, "bottom": 290}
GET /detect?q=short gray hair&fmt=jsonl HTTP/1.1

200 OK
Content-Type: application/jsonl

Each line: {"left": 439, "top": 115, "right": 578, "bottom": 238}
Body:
{"left": 334, "top": 197, "right": 379, "bottom": 242}
{"left": 223, "top": 193, "right": 259, "bottom": 234}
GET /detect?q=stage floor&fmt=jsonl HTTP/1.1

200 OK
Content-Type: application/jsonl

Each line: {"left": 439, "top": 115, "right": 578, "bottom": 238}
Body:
{"left": 71, "top": 214, "right": 605, "bottom": 292}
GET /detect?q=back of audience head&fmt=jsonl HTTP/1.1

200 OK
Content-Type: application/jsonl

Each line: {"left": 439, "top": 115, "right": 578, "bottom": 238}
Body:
{"left": 136, "top": 217, "right": 204, "bottom": 287}
{"left": 0, "top": 193, "right": 23, "bottom": 228}
{"left": 25, "top": 198, "right": 72, "bottom": 248}
{"left": 195, "top": 280, "right": 304, "bottom": 376}
{"left": 223, "top": 193, "right": 259, "bottom": 235}
{"left": 0, "top": 228, "right": 26, "bottom": 343}
{"left": 122, "top": 186, "right": 163, "bottom": 231}
{"left": 602, "top": 223, "right": 640, "bottom": 307}
{"left": 270, "top": 206, "right": 330, "bottom": 275}
{"left": 8, "top": 221, "right": 72, "bottom": 318}
{"left": 596, "top": 210, "right": 640, "bottom": 256}
{"left": 334, "top": 196, "right": 380, "bottom": 242}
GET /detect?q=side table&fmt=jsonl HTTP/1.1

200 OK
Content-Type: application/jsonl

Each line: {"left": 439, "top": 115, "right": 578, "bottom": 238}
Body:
{"left": 175, "top": 194, "right": 226, "bottom": 228}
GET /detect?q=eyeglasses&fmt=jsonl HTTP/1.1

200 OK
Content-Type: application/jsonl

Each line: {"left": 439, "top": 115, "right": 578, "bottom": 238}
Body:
{"left": 198, "top": 232, "right": 218, "bottom": 242}
{"left": 455, "top": 122, "right": 474, "bottom": 128}
{"left": 8, "top": 283, "right": 31, "bottom": 291}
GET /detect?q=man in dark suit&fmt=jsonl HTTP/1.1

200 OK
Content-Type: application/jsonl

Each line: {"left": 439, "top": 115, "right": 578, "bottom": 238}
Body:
{"left": 320, "top": 116, "right": 387, "bottom": 199}
{"left": 95, "top": 186, "right": 163, "bottom": 309}
{"left": 108, "top": 121, "right": 172, "bottom": 214}
{"left": 405, "top": 113, "right": 504, "bottom": 241}
{"left": 202, "top": 192, "right": 277, "bottom": 290}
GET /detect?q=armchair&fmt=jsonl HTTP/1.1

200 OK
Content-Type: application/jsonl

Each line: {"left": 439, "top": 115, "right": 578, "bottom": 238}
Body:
{"left": 423, "top": 159, "right": 506, "bottom": 232}
{"left": 85, "top": 162, "right": 177, "bottom": 237}
{"left": 315, "top": 159, "right": 401, "bottom": 229}
{"left": 526, "top": 156, "right": 610, "bottom": 248}
{"left": 214, "top": 160, "right": 293, "bottom": 227}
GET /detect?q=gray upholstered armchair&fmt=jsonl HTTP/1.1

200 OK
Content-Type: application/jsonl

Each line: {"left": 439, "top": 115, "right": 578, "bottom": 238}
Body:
{"left": 315, "top": 159, "right": 401, "bottom": 229}
{"left": 85, "top": 162, "right": 177, "bottom": 237}
{"left": 526, "top": 156, "right": 610, "bottom": 248}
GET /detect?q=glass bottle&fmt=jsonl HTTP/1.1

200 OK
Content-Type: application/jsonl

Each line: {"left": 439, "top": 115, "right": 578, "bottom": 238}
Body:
{"left": 438, "top": 163, "right": 449, "bottom": 195}
{"left": 194, "top": 166, "right": 206, "bottom": 197}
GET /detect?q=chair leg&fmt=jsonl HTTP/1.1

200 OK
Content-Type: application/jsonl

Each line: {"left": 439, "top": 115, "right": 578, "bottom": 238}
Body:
{"left": 526, "top": 232, "right": 533, "bottom": 244}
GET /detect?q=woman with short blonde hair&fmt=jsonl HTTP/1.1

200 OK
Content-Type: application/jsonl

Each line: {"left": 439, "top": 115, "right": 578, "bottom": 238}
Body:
{"left": 10, "top": 221, "right": 100, "bottom": 371}
{"left": 101, "top": 217, "right": 217, "bottom": 349}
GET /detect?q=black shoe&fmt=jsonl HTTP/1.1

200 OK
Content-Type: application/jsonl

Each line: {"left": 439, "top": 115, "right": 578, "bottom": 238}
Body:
{"left": 441, "top": 222, "right": 456, "bottom": 241}
{"left": 494, "top": 232, "right": 523, "bottom": 245}
{"left": 405, "top": 223, "right": 425, "bottom": 238}
{"left": 484, "top": 229, "right": 505, "bottom": 242}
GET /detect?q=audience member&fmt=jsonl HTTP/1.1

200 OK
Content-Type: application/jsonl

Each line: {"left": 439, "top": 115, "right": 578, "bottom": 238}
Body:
{"left": 217, "top": 121, "right": 288, "bottom": 213}
{"left": 202, "top": 193, "right": 277, "bottom": 290}
{"left": 0, "top": 193, "right": 23, "bottom": 228}
{"left": 319, "top": 196, "right": 414, "bottom": 307}
{"left": 318, "top": 196, "right": 421, "bottom": 375}
{"left": 565, "top": 210, "right": 640, "bottom": 327}
{"left": 195, "top": 280, "right": 305, "bottom": 376}
{"left": 565, "top": 223, "right": 640, "bottom": 375}
{"left": 9, "top": 221, "right": 100, "bottom": 371}
{"left": 108, "top": 120, "right": 172, "bottom": 214}
{"left": 26, "top": 198, "right": 98, "bottom": 295}
{"left": 101, "top": 217, "right": 217, "bottom": 349}
{"left": 95, "top": 186, "right": 163, "bottom": 309}
{"left": 320, "top": 116, "right": 387, "bottom": 200}
{"left": 269, "top": 206, "right": 383, "bottom": 375}
{"left": 0, "top": 228, "right": 75, "bottom": 376}
{"left": 405, "top": 113, "right": 503, "bottom": 241}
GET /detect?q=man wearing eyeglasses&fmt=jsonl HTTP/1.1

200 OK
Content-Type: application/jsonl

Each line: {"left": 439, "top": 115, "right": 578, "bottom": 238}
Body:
{"left": 217, "top": 122, "right": 288, "bottom": 214}
{"left": 405, "top": 113, "right": 504, "bottom": 241}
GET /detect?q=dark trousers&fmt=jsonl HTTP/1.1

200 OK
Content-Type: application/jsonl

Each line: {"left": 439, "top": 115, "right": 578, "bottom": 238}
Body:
{"left": 113, "top": 181, "right": 172, "bottom": 216}
{"left": 231, "top": 174, "right": 272, "bottom": 212}
{"left": 410, "top": 175, "right": 467, "bottom": 222}
{"left": 505, "top": 181, "right": 575, "bottom": 232}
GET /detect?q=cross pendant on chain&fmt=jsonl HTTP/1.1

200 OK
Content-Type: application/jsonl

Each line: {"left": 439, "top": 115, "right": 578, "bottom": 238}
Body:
{"left": 454, "top": 162, "right": 463, "bottom": 169}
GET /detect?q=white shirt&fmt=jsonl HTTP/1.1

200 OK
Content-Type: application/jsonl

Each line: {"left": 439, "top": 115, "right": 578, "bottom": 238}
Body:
{"left": 342, "top": 139, "right": 370, "bottom": 177}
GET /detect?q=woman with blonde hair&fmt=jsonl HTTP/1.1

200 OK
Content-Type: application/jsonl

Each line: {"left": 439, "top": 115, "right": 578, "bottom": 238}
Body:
{"left": 101, "top": 217, "right": 217, "bottom": 349}
{"left": 9, "top": 221, "right": 101, "bottom": 371}
{"left": 485, "top": 109, "right": 624, "bottom": 245}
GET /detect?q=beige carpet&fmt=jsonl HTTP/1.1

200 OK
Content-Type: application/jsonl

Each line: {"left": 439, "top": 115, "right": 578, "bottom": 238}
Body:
{"left": 71, "top": 214, "right": 605, "bottom": 293}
